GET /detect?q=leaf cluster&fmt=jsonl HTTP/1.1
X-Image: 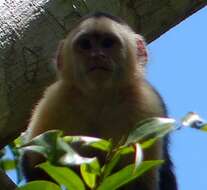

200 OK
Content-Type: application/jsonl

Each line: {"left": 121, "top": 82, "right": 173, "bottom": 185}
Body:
{"left": 15, "top": 117, "right": 175, "bottom": 190}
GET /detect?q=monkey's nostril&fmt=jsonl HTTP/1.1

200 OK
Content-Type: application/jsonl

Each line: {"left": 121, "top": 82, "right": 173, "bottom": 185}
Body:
{"left": 79, "top": 38, "right": 92, "bottom": 50}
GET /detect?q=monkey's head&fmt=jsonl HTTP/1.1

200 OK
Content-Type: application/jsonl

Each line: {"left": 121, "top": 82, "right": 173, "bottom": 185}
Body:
{"left": 57, "top": 12, "right": 148, "bottom": 92}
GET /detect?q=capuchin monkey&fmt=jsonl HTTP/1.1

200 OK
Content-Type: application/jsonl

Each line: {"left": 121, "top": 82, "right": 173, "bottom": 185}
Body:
{"left": 22, "top": 12, "right": 177, "bottom": 190}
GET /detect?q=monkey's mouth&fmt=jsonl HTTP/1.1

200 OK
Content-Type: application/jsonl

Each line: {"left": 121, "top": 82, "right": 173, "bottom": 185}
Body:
{"left": 88, "top": 64, "right": 112, "bottom": 72}
{"left": 89, "top": 66, "right": 111, "bottom": 72}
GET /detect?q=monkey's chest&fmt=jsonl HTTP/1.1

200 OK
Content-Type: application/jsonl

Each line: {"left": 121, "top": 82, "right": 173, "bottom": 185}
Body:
{"left": 60, "top": 104, "right": 139, "bottom": 142}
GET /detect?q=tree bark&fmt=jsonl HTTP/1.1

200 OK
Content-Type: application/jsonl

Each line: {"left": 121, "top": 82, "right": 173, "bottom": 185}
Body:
{"left": 0, "top": 0, "right": 206, "bottom": 148}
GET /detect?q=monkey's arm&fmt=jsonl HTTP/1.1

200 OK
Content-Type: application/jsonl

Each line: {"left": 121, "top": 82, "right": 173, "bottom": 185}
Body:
{"left": 26, "top": 81, "right": 69, "bottom": 141}
{"left": 21, "top": 81, "right": 68, "bottom": 178}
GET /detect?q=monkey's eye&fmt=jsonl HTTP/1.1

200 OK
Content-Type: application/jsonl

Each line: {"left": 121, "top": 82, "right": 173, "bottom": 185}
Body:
{"left": 101, "top": 38, "right": 115, "bottom": 49}
{"left": 78, "top": 38, "right": 92, "bottom": 50}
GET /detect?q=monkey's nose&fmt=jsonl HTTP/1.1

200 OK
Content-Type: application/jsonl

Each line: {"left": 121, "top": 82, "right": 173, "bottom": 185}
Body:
{"left": 90, "top": 49, "right": 106, "bottom": 58}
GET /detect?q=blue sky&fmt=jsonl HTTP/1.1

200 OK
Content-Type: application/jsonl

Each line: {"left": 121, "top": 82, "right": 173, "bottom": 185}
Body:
{"left": 147, "top": 7, "right": 207, "bottom": 190}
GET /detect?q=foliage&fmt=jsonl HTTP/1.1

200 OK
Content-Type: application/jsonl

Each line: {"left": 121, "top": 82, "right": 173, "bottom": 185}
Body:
{"left": 0, "top": 113, "right": 206, "bottom": 190}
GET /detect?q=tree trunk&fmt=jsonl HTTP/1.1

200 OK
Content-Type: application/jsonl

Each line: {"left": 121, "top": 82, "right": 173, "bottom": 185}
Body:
{"left": 0, "top": 0, "right": 206, "bottom": 148}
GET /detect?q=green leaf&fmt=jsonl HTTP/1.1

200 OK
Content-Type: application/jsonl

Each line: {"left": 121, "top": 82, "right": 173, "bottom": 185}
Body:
{"left": 63, "top": 136, "right": 112, "bottom": 151}
{"left": 21, "top": 145, "right": 48, "bottom": 157}
{"left": 39, "top": 162, "right": 85, "bottom": 190}
{"left": 102, "top": 144, "right": 141, "bottom": 179}
{"left": 0, "top": 159, "right": 16, "bottom": 171}
{"left": 200, "top": 124, "right": 207, "bottom": 131}
{"left": 134, "top": 143, "right": 143, "bottom": 170}
{"left": 20, "top": 130, "right": 63, "bottom": 160}
{"left": 118, "top": 146, "right": 134, "bottom": 155}
{"left": 16, "top": 180, "right": 61, "bottom": 190}
{"left": 125, "top": 117, "right": 175, "bottom": 146}
{"left": 181, "top": 112, "right": 202, "bottom": 127}
{"left": 97, "top": 160, "right": 163, "bottom": 190}
{"left": 22, "top": 130, "right": 62, "bottom": 147}
{"left": 102, "top": 152, "right": 122, "bottom": 178}
{"left": 81, "top": 164, "right": 96, "bottom": 188}
{"left": 14, "top": 136, "right": 25, "bottom": 148}
{"left": 181, "top": 112, "right": 207, "bottom": 131}
{"left": 81, "top": 160, "right": 100, "bottom": 189}
{"left": 59, "top": 147, "right": 96, "bottom": 165}
{"left": 141, "top": 138, "right": 158, "bottom": 149}
{"left": 21, "top": 130, "right": 96, "bottom": 166}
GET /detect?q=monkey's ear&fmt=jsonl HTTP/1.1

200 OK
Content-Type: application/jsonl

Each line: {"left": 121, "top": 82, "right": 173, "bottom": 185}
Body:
{"left": 135, "top": 35, "right": 148, "bottom": 65}
{"left": 54, "top": 40, "right": 64, "bottom": 70}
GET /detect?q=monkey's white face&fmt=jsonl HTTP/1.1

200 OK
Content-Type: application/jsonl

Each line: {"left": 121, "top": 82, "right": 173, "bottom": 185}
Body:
{"left": 62, "top": 17, "right": 140, "bottom": 91}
